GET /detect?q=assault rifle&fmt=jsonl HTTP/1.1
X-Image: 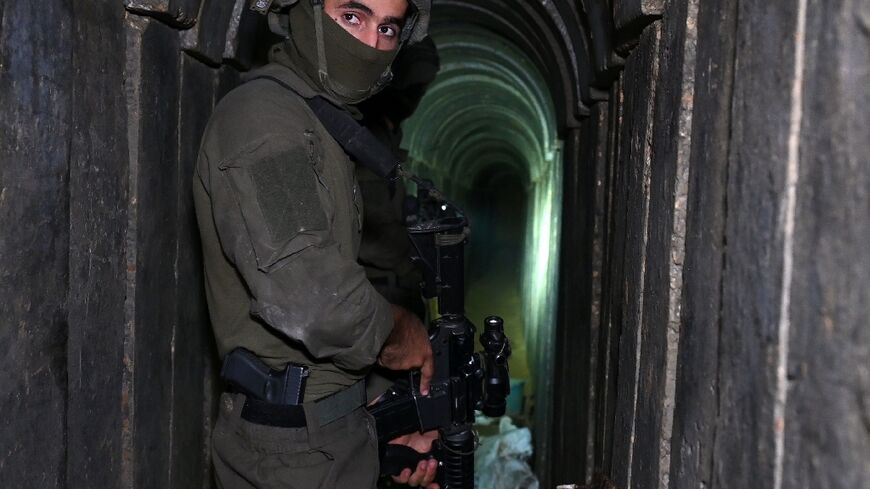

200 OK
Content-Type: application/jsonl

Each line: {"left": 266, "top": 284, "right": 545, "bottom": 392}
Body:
{"left": 368, "top": 187, "right": 512, "bottom": 489}
{"left": 293, "top": 95, "right": 512, "bottom": 488}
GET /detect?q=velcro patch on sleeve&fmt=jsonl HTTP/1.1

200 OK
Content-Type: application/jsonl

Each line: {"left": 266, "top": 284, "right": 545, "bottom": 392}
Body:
{"left": 219, "top": 140, "right": 330, "bottom": 272}
{"left": 251, "top": 153, "right": 327, "bottom": 243}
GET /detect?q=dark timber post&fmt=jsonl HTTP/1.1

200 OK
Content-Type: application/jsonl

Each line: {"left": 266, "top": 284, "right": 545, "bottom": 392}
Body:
{"left": 0, "top": 1, "right": 265, "bottom": 487}
{"left": 556, "top": 0, "right": 870, "bottom": 488}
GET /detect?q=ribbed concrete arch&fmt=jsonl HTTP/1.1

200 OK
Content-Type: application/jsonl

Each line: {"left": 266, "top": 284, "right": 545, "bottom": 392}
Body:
{"left": 404, "top": 26, "right": 558, "bottom": 183}
{"left": 432, "top": 0, "right": 594, "bottom": 127}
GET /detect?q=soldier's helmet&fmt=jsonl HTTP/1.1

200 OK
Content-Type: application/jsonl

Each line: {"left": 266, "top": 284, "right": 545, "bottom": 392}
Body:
{"left": 252, "top": 0, "right": 431, "bottom": 45}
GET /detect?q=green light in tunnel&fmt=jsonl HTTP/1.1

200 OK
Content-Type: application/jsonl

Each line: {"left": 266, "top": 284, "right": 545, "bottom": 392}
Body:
{"left": 523, "top": 148, "right": 562, "bottom": 385}
{"left": 400, "top": 22, "right": 563, "bottom": 403}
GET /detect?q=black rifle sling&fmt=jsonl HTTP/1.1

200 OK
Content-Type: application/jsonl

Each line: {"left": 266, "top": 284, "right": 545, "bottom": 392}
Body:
{"left": 251, "top": 75, "right": 401, "bottom": 179}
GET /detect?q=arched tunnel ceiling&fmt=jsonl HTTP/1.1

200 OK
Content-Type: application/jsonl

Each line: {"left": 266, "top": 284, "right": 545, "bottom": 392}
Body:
{"left": 403, "top": 24, "right": 557, "bottom": 192}
{"left": 403, "top": 0, "right": 612, "bottom": 189}
{"left": 426, "top": 0, "right": 625, "bottom": 130}
{"left": 431, "top": 0, "right": 591, "bottom": 129}
{"left": 395, "top": 0, "right": 625, "bottom": 194}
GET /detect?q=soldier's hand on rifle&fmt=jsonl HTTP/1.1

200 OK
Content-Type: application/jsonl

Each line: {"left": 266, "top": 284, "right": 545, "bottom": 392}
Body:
{"left": 389, "top": 430, "right": 440, "bottom": 488}
{"left": 379, "top": 305, "right": 434, "bottom": 395}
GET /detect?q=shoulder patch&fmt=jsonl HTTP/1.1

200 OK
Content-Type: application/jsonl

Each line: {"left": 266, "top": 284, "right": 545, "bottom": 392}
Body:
{"left": 250, "top": 150, "right": 328, "bottom": 243}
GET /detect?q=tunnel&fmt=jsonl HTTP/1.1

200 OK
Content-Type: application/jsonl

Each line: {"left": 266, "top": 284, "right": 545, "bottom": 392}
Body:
{"left": 1, "top": 1, "right": 868, "bottom": 489}
{"left": 402, "top": 11, "right": 564, "bottom": 448}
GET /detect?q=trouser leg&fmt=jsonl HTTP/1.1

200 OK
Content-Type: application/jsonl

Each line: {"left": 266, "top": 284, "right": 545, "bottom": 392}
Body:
{"left": 211, "top": 393, "right": 380, "bottom": 489}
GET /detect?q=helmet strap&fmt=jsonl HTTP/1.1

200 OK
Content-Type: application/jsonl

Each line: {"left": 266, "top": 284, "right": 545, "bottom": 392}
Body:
{"left": 308, "top": 0, "right": 346, "bottom": 101}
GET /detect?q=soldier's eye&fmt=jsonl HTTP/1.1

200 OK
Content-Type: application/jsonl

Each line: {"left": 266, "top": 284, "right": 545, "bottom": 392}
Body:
{"left": 342, "top": 13, "right": 361, "bottom": 26}
{"left": 379, "top": 25, "right": 398, "bottom": 37}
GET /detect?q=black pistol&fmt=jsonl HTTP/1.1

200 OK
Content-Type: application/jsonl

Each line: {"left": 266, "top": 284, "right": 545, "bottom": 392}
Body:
{"left": 221, "top": 348, "right": 309, "bottom": 405}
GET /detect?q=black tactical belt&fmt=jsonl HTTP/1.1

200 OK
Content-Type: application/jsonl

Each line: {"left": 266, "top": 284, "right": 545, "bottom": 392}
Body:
{"left": 221, "top": 348, "right": 367, "bottom": 428}
{"left": 240, "top": 379, "right": 367, "bottom": 428}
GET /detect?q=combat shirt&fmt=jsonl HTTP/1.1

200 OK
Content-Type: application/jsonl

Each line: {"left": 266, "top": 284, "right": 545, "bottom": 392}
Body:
{"left": 193, "top": 61, "right": 394, "bottom": 401}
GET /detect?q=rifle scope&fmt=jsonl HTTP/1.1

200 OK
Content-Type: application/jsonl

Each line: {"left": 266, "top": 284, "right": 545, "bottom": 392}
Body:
{"left": 480, "top": 316, "right": 511, "bottom": 417}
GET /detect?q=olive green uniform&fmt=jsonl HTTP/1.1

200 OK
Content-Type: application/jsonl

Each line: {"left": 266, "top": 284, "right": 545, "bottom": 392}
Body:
{"left": 194, "top": 0, "right": 434, "bottom": 485}
{"left": 194, "top": 52, "right": 391, "bottom": 489}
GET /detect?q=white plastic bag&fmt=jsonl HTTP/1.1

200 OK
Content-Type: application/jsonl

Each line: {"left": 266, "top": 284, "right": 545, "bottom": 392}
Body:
{"left": 475, "top": 416, "right": 539, "bottom": 489}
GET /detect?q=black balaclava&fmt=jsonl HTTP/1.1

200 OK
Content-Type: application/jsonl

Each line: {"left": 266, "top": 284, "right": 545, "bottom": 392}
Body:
{"left": 283, "top": 0, "right": 400, "bottom": 105}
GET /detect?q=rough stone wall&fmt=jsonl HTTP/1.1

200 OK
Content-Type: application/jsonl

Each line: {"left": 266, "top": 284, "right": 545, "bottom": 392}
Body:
{"left": 0, "top": 2, "right": 263, "bottom": 487}
{"left": 554, "top": 0, "right": 870, "bottom": 488}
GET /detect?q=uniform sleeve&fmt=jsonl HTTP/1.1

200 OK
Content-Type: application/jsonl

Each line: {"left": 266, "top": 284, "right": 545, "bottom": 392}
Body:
{"left": 206, "top": 135, "right": 394, "bottom": 372}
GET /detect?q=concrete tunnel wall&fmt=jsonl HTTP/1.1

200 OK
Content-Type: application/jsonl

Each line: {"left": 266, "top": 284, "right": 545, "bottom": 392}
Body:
{"left": 1, "top": 1, "right": 868, "bottom": 489}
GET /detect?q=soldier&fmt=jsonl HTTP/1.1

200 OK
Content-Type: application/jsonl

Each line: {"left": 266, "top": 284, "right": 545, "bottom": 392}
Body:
{"left": 192, "top": 0, "right": 438, "bottom": 487}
